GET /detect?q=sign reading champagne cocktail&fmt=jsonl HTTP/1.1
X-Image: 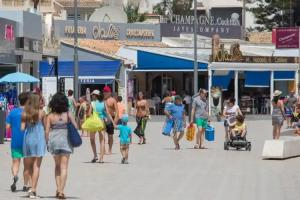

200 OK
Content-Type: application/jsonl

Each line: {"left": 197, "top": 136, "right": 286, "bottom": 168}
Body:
{"left": 160, "top": 14, "right": 242, "bottom": 39}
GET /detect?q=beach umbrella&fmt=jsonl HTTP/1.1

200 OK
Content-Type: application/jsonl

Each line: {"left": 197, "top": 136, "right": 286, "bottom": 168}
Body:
{"left": 0, "top": 72, "right": 40, "bottom": 83}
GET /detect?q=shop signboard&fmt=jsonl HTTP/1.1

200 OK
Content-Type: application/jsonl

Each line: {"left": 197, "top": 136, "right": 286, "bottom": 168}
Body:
{"left": 0, "top": 18, "right": 16, "bottom": 64}
{"left": 160, "top": 14, "right": 242, "bottom": 39}
{"left": 212, "top": 42, "right": 299, "bottom": 63}
{"left": 275, "top": 28, "right": 299, "bottom": 49}
{"left": 54, "top": 20, "right": 161, "bottom": 42}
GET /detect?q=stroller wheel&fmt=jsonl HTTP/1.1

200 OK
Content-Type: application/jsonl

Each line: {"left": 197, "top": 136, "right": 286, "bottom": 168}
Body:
{"left": 246, "top": 143, "right": 251, "bottom": 151}
{"left": 224, "top": 142, "right": 229, "bottom": 150}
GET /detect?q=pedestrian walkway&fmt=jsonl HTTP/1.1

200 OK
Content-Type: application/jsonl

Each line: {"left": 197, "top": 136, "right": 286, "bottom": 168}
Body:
{"left": 0, "top": 120, "right": 300, "bottom": 200}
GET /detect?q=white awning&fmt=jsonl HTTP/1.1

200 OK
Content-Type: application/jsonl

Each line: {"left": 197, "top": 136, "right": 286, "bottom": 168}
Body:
{"left": 210, "top": 62, "right": 299, "bottom": 71}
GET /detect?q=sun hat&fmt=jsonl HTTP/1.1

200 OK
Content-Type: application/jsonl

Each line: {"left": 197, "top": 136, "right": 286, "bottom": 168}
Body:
{"left": 121, "top": 114, "right": 129, "bottom": 123}
{"left": 103, "top": 86, "right": 112, "bottom": 93}
{"left": 273, "top": 90, "right": 282, "bottom": 97}
{"left": 91, "top": 90, "right": 100, "bottom": 96}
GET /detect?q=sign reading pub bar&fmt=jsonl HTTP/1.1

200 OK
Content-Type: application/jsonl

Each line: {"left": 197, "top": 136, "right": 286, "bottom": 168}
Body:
{"left": 54, "top": 20, "right": 161, "bottom": 42}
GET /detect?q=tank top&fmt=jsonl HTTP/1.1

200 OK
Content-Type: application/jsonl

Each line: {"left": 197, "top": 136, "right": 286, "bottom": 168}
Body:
{"left": 93, "top": 100, "right": 107, "bottom": 119}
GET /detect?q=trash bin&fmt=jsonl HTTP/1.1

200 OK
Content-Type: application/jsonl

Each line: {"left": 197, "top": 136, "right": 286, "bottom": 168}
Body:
{"left": 0, "top": 110, "right": 6, "bottom": 144}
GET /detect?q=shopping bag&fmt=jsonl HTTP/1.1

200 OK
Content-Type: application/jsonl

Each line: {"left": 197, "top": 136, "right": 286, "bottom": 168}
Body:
{"left": 162, "top": 118, "right": 174, "bottom": 136}
{"left": 82, "top": 111, "right": 105, "bottom": 132}
{"left": 205, "top": 125, "right": 215, "bottom": 141}
{"left": 186, "top": 124, "right": 195, "bottom": 141}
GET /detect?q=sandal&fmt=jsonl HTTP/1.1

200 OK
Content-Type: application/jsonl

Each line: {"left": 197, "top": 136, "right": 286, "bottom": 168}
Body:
{"left": 57, "top": 192, "right": 66, "bottom": 199}
{"left": 91, "top": 158, "right": 98, "bottom": 163}
{"left": 194, "top": 145, "right": 199, "bottom": 149}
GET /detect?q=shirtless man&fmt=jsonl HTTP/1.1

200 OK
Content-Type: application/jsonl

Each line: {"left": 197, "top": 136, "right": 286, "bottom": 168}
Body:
{"left": 103, "top": 86, "right": 119, "bottom": 154}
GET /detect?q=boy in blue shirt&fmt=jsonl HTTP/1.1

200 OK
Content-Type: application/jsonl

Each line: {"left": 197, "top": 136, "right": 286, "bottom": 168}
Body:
{"left": 115, "top": 114, "right": 132, "bottom": 164}
{"left": 6, "top": 92, "right": 30, "bottom": 192}
{"left": 164, "top": 96, "right": 186, "bottom": 150}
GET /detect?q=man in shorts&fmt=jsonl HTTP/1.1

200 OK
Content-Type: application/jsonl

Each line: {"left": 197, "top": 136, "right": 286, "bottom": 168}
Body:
{"left": 103, "top": 86, "right": 119, "bottom": 154}
{"left": 6, "top": 92, "right": 31, "bottom": 192}
{"left": 190, "top": 89, "right": 209, "bottom": 149}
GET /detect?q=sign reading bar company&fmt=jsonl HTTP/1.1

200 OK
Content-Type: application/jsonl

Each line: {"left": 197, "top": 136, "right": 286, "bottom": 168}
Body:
{"left": 212, "top": 43, "right": 298, "bottom": 63}
{"left": 160, "top": 14, "right": 242, "bottom": 39}
{"left": 54, "top": 20, "right": 160, "bottom": 41}
{"left": 275, "top": 28, "right": 299, "bottom": 49}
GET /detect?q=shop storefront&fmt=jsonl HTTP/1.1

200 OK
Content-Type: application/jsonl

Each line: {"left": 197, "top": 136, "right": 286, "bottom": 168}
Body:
{"left": 209, "top": 44, "right": 299, "bottom": 115}
{"left": 0, "top": 11, "right": 43, "bottom": 93}
{"left": 39, "top": 42, "right": 122, "bottom": 103}
{"left": 118, "top": 46, "right": 210, "bottom": 114}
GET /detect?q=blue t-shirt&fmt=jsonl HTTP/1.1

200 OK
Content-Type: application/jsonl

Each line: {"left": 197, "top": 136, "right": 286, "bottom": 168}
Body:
{"left": 118, "top": 124, "right": 132, "bottom": 144}
{"left": 168, "top": 103, "right": 185, "bottom": 120}
{"left": 6, "top": 107, "right": 24, "bottom": 149}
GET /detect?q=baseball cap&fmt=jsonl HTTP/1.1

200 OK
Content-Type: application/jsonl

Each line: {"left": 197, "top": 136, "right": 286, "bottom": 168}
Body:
{"left": 121, "top": 114, "right": 129, "bottom": 123}
{"left": 103, "top": 86, "right": 112, "bottom": 93}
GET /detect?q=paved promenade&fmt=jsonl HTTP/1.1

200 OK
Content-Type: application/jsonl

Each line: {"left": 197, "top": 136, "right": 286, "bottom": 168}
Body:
{"left": 1, "top": 119, "right": 300, "bottom": 200}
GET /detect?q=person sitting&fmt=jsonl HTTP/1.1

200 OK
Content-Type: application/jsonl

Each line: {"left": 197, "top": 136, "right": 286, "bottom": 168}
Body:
{"left": 231, "top": 115, "right": 247, "bottom": 140}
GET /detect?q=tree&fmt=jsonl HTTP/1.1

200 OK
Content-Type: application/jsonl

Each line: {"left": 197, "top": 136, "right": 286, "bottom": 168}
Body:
{"left": 153, "top": 0, "right": 193, "bottom": 16}
{"left": 124, "top": 4, "right": 145, "bottom": 23}
{"left": 249, "top": 0, "right": 295, "bottom": 31}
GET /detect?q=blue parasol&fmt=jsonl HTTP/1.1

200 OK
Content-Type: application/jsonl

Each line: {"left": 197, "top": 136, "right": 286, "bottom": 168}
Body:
{"left": 0, "top": 72, "right": 40, "bottom": 83}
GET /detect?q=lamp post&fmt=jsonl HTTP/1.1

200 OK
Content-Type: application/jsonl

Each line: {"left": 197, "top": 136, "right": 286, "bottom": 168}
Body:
{"left": 74, "top": 0, "right": 79, "bottom": 100}
{"left": 193, "top": 0, "right": 198, "bottom": 95}
{"left": 242, "top": 0, "right": 246, "bottom": 40}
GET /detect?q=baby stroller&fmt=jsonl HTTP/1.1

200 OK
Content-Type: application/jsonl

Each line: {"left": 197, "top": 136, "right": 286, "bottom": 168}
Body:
{"left": 223, "top": 115, "right": 251, "bottom": 151}
{"left": 224, "top": 134, "right": 251, "bottom": 151}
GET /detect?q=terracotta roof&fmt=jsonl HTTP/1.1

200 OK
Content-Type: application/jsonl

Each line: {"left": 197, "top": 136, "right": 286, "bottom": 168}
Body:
{"left": 61, "top": 39, "right": 168, "bottom": 58}
{"left": 55, "top": 0, "right": 103, "bottom": 8}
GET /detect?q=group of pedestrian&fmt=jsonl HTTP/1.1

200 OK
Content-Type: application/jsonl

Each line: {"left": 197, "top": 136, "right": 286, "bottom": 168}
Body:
{"left": 271, "top": 89, "right": 300, "bottom": 139}
{"left": 7, "top": 91, "right": 77, "bottom": 199}
{"left": 78, "top": 87, "right": 149, "bottom": 165}
{"left": 163, "top": 89, "right": 209, "bottom": 150}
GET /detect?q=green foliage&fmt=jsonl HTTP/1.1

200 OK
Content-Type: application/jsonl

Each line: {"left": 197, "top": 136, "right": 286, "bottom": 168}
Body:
{"left": 124, "top": 4, "right": 146, "bottom": 23}
{"left": 249, "top": 0, "right": 295, "bottom": 31}
{"left": 153, "top": 0, "right": 193, "bottom": 16}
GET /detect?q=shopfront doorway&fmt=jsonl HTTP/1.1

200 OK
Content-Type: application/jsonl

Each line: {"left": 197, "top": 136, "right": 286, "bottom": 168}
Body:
{"left": 152, "top": 74, "right": 174, "bottom": 97}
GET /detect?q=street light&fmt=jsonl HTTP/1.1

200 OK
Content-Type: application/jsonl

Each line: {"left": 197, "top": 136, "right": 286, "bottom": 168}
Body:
{"left": 193, "top": 0, "right": 198, "bottom": 95}
{"left": 74, "top": 0, "right": 79, "bottom": 100}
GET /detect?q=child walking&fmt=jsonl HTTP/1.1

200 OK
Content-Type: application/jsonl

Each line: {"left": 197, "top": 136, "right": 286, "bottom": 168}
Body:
{"left": 164, "top": 96, "right": 186, "bottom": 150}
{"left": 6, "top": 92, "right": 31, "bottom": 192}
{"left": 115, "top": 114, "right": 132, "bottom": 164}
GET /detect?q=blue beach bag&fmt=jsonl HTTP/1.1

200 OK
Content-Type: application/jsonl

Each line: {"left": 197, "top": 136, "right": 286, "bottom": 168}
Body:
{"left": 67, "top": 114, "right": 82, "bottom": 148}
{"left": 205, "top": 125, "right": 215, "bottom": 142}
{"left": 162, "top": 118, "right": 174, "bottom": 136}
